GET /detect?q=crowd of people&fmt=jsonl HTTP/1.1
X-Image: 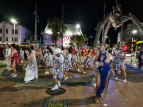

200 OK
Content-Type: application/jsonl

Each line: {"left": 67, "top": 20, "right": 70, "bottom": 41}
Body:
{"left": 1, "top": 43, "right": 128, "bottom": 103}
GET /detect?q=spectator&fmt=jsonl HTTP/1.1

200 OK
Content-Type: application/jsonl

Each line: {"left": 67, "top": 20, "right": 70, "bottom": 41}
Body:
{"left": 138, "top": 48, "right": 143, "bottom": 69}
{"left": 108, "top": 48, "right": 112, "bottom": 54}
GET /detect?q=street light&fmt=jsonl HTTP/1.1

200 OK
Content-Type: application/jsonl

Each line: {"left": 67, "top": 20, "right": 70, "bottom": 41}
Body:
{"left": 11, "top": 19, "right": 17, "bottom": 43}
{"left": 132, "top": 30, "right": 137, "bottom": 34}
{"left": 106, "top": 36, "right": 111, "bottom": 47}
{"left": 76, "top": 24, "right": 80, "bottom": 28}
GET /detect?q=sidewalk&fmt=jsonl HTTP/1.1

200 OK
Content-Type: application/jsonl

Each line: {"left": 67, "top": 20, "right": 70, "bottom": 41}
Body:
{"left": 0, "top": 61, "right": 143, "bottom": 107}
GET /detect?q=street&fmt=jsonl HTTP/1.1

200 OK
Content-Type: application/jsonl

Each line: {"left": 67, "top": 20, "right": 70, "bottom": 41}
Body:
{"left": 0, "top": 60, "right": 143, "bottom": 107}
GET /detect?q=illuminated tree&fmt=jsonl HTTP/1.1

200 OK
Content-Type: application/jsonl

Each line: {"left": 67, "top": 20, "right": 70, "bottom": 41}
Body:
{"left": 47, "top": 16, "right": 67, "bottom": 46}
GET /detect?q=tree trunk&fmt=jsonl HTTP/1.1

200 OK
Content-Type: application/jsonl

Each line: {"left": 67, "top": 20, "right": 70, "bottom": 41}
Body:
{"left": 103, "top": 21, "right": 111, "bottom": 43}
{"left": 93, "top": 13, "right": 112, "bottom": 47}
{"left": 55, "top": 40, "right": 57, "bottom": 46}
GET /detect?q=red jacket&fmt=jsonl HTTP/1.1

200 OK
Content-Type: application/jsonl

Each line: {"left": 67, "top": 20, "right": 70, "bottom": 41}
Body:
{"left": 81, "top": 50, "right": 87, "bottom": 57}
{"left": 92, "top": 50, "right": 96, "bottom": 56}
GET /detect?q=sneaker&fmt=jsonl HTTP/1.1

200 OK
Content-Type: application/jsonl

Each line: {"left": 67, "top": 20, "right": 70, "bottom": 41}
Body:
{"left": 25, "top": 81, "right": 31, "bottom": 83}
{"left": 123, "top": 79, "right": 127, "bottom": 83}
{"left": 45, "top": 72, "right": 49, "bottom": 74}
{"left": 92, "top": 83, "right": 96, "bottom": 86}
{"left": 83, "top": 71, "right": 86, "bottom": 74}
{"left": 77, "top": 69, "right": 80, "bottom": 72}
{"left": 58, "top": 81, "right": 61, "bottom": 87}
{"left": 115, "top": 77, "right": 118, "bottom": 81}
{"left": 12, "top": 75, "right": 17, "bottom": 77}
{"left": 64, "top": 77, "right": 68, "bottom": 80}
{"left": 51, "top": 84, "right": 58, "bottom": 90}
{"left": 11, "top": 73, "right": 14, "bottom": 76}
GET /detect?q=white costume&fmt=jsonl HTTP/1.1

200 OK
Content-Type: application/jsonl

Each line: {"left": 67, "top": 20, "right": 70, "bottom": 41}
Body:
{"left": 5, "top": 48, "right": 11, "bottom": 66}
{"left": 19, "top": 50, "right": 24, "bottom": 59}
{"left": 24, "top": 53, "right": 38, "bottom": 83}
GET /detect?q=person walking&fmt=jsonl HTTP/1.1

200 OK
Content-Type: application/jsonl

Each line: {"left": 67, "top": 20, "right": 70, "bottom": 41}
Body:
{"left": 114, "top": 47, "right": 127, "bottom": 82}
{"left": 24, "top": 48, "right": 38, "bottom": 83}
{"left": 10, "top": 44, "right": 20, "bottom": 77}
{"left": 5, "top": 44, "right": 12, "bottom": 71}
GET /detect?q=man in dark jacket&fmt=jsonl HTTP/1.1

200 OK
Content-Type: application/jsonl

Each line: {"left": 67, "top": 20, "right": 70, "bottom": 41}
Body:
{"left": 138, "top": 48, "right": 143, "bottom": 69}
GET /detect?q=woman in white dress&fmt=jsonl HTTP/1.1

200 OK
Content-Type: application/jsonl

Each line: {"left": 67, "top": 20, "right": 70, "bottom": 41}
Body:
{"left": 24, "top": 47, "right": 38, "bottom": 83}
{"left": 45, "top": 47, "right": 53, "bottom": 74}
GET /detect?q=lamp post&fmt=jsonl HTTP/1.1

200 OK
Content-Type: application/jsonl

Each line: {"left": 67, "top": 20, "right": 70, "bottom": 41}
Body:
{"left": 34, "top": 2, "right": 40, "bottom": 40}
{"left": 132, "top": 30, "right": 137, "bottom": 54}
{"left": 11, "top": 19, "right": 17, "bottom": 43}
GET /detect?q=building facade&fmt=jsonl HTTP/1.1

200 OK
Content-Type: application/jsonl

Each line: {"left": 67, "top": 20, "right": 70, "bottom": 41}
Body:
{"left": 41, "top": 23, "right": 82, "bottom": 47}
{"left": 118, "top": 23, "right": 143, "bottom": 45}
{"left": 0, "top": 21, "right": 31, "bottom": 45}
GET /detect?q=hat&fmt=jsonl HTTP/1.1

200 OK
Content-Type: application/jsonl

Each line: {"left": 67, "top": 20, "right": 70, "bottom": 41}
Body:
{"left": 54, "top": 48, "right": 62, "bottom": 54}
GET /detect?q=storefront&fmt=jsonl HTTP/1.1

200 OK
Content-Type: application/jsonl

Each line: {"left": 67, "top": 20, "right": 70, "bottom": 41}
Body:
{"left": 63, "top": 36, "right": 71, "bottom": 47}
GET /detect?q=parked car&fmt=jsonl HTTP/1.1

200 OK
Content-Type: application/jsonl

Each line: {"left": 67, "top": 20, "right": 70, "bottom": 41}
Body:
{"left": 126, "top": 52, "right": 131, "bottom": 57}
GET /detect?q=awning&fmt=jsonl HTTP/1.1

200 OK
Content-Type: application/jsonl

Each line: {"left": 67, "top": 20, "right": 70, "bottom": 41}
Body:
{"left": 20, "top": 45, "right": 29, "bottom": 47}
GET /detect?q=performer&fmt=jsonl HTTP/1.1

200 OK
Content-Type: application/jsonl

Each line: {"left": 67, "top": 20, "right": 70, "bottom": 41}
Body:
{"left": 60, "top": 46, "right": 64, "bottom": 55}
{"left": 94, "top": 44, "right": 111, "bottom": 103}
{"left": 19, "top": 47, "right": 25, "bottom": 65}
{"left": 90, "top": 48, "right": 99, "bottom": 86}
{"left": 10, "top": 44, "right": 20, "bottom": 77}
{"left": 45, "top": 47, "right": 53, "bottom": 74}
{"left": 37, "top": 48, "right": 43, "bottom": 67}
{"left": 114, "top": 47, "right": 127, "bottom": 82}
{"left": 82, "top": 48, "right": 94, "bottom": 73}
{"left": 24, "top": 47, "right": 38, "bottom": 83}
{"left": 5, "top": 44, "right": 12, "bottom": 71}
{"left": 52, "top": 48, "right": 64, "bottom": 90}
{"left": 63, "top": 48, "right": 73, "bottom": 80}
{"left": 72, "top": 50, "right": 79, "bottom": 71}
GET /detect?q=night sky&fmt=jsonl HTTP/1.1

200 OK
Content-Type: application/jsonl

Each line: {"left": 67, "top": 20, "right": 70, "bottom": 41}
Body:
{"left": 0, "top": 0, "right": 143, "bottom": 46}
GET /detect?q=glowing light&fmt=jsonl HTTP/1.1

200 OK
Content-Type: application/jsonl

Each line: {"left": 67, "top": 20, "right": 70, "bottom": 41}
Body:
{"left": 132, "top": 30, "right": 137, "bottom": 34}
{"left": 76, "top": 24, "right": 80, "bottom": 28}
{"left": 123, "top": 46, "right": 128, "bottom": 50}
{"left": 11, "top": 19, "right": 17, "bottom": 23}
{"left": 66, "top": 31, "right": 72, "bottom": 35}
{"left": 45, "top": 29, "right": 52, "bottom": 34}
{"left": 77, "top": 32, "right": 80, "bottom": 35}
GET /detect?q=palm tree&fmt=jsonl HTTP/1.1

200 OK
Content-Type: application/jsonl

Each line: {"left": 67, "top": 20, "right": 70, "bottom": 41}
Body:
{"left": 47, "top": 16, "right": 67, "bottom": 46}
